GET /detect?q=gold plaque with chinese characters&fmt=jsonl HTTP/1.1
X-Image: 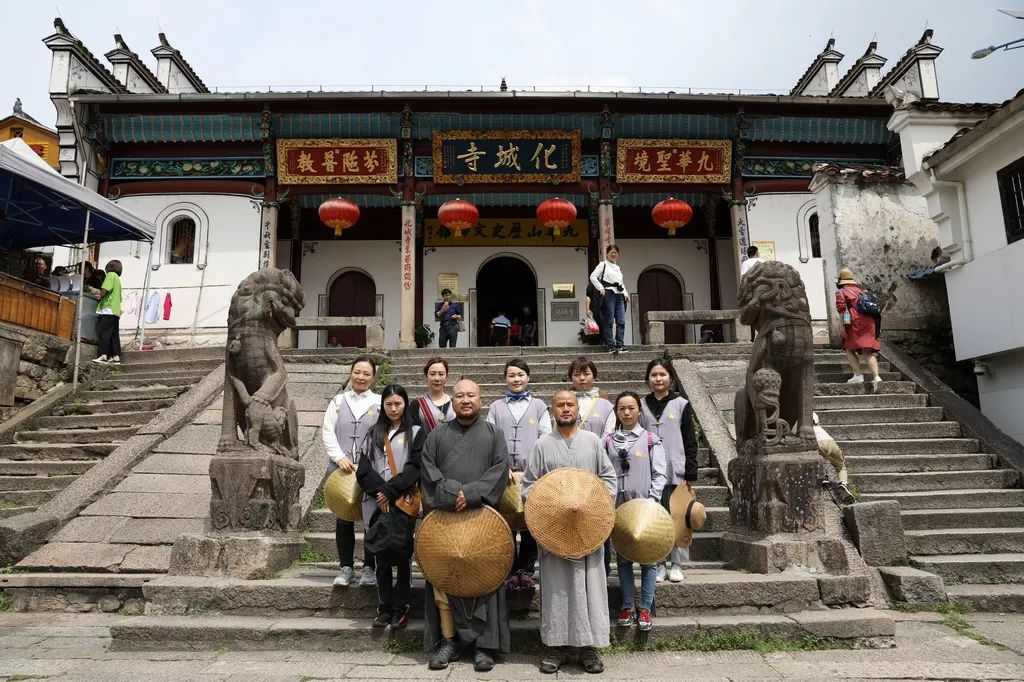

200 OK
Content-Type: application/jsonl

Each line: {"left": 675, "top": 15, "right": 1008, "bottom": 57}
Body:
{"left": 616, "top": 139, "right": 732, "bottom": 184}
{"left": 276, "top": 139, "right": 398, "bottom": 184}
{"left": 433, "top": 130, "right": 581, "bottom": 184}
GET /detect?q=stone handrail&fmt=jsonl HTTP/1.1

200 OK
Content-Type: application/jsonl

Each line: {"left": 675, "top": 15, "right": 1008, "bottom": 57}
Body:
{"left": 646, "top": 309, "right": 744, "bottom": 344}
{"left": 281, "top": 316, "right": 385, "bottom": 349}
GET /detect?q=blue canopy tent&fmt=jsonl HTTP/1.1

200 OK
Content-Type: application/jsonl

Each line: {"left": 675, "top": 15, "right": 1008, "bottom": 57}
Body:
{"left": 0, "top": 138, "right": 156, "bottom": 389}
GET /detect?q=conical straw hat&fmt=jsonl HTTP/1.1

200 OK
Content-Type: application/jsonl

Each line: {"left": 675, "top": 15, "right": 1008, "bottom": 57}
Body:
{"left": 611, "top": 498, "right": 675, "bottom": 565}
{"left": 499, "top": 471, "right": 526, "bottom": 531}
{"left": 669, "top": 483, "right": 707, "bottom": 548}
{"left": 525, "top": 467, "right": 614, "bottom": 560}
{"left": 324, "top": 469, "right": 362, "bottom": 522}
{"left": 415, "top": 506, "right": 514, "bottom": 598}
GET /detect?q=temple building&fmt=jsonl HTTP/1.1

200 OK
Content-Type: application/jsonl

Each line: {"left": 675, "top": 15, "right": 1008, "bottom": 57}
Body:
{"left": 42, "top": 20, "right": 947, "bottom": 349}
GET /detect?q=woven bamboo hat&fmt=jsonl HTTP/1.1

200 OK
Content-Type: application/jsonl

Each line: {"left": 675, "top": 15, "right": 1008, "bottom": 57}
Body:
{"left": 324, "top": 469, "right": 362, "bottom": 523}
{"left": 611, "top": 498, "right": 676, "bottom": 564}
{"left": 415, "top": 506, "right": 514, "bottom": 597}
{"left": 500, "top": 471, "right": 527, "bottom": 531}
{"left": 669, "top": 483, "right": 707, "bottom": 548}
{"left": 836, "top": 267, "right": 858, "bottom": 286}
{"left": 525, "top": 467, "right": 614, "bottom": 560}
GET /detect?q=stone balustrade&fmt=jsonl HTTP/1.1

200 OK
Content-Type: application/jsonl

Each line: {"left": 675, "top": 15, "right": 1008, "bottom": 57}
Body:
{"left": 646, "top": 309, "right": 744, "bottom": 344}
{"left": 280, "top": 316, "right": 385, "bottom": 349}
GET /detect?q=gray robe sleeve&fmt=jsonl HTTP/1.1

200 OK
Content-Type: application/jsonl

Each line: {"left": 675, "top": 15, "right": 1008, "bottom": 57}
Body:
{"left": 462, "top": 423, "right": 509, "bottom": 508}
{"left": 649, "top": 438, "right": 668, "bottom": 502}
{"left": 596, "top": 438, "right": 617, "bottom": 498}
{"left": 520, "top": 438, "right": 545, "bottom": 503}
{"left": 420, "top": 427, "right": 463, "bottom": 512}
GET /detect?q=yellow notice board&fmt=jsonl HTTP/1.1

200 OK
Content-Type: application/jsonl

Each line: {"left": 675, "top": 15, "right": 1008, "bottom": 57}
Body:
{"left": 425, "top": 218, "right": 588, "bottom": 247}
{"left": 751, "top": 240, "right": 776, "bottom": 261}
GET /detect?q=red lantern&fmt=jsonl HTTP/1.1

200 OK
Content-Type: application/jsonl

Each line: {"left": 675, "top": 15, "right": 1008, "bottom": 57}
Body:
{"left": 319, "top": 197, "right": 360, "bottom": 237}
{"left": 651, "top": 197, "right": 693, "bottom": 237}
{"left": 536, "top": 197, "right": 577, "bottom": 237}
{"left": 438, "top": 198, "right": 479, "bottom": 237}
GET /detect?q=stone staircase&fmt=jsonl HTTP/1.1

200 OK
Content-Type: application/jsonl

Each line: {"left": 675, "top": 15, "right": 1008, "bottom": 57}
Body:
{"left": 0, "top": 353, "right": 219, "bottom": 523}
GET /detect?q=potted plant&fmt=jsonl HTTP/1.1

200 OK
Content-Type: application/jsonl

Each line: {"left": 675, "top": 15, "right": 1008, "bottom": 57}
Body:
{"left": 415, "top": 323, "right": 436, "bottom": 348}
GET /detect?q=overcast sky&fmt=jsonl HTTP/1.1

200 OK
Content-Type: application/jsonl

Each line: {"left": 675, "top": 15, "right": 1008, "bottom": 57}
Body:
{"left": 2, "top": 0, "right": 1021, "bottom": 126}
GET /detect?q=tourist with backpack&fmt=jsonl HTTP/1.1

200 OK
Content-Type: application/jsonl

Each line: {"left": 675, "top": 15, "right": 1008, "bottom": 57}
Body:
{"left": 835, "top": 267, "right": 882, "bottom": 387}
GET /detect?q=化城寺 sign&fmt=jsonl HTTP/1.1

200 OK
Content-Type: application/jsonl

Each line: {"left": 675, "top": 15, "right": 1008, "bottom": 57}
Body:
{"left": 276, "top": 139, "right": 397, "bottom": 184}
{"left": 616, "top": 139, "right": 732, "bottom": 184}
{"left": 433, "top": 131, "right": 581, "bottom": 184}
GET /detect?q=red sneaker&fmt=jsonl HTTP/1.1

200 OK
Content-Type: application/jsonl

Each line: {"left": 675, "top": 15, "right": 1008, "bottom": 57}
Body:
{"left": 616, "top": 608, "right": 636, "bottom": 627}
{"left": 637, "top": 608, "right": 652, "bottom": 631}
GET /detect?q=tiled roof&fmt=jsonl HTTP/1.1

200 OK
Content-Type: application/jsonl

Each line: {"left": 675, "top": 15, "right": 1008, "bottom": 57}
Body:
{"left": 908, "top": 100, "right": 1002, "bottom": 114}
{"left": 790, "top": 38, "right": 845, "bottom": 96}
{"left": 44, "top": 18, "right": 127, "bottom": 94}
{"left": 868, "top": 29, "right": 943, "bottom": 98}
{"left": 812, "top": 162, "right": 905, "bottom": 183}
{"left": 106, "top": 34, "right": 166, "bottom": 94}
{"left": 923, "top": 88, "right": 1024, "bottom": 166}
{"left": 828, "top": 42, "right": 887, "bottom": 97}
{"left": 152, "top": 33, "right": 208, "bottom": 93}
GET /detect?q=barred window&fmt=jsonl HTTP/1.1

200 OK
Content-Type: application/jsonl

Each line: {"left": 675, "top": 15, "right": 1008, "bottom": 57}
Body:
{"left": 809, "top": 212, "right": 821, "bottom": 258}
{"left": 998, "top": 156, "right": 1024, "bottom": 245}
{"left": 168, "top": 217, "right": 196, "bottom": 264}
{"left": 9, "top": 127, "right": 23, "bottom": 138}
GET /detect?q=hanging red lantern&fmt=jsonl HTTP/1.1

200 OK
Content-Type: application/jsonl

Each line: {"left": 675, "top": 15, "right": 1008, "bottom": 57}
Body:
{"left": 438, "top": 197, "right": 479, "bottom": 237}
{"left": 536, "top": 197, "right": 577, "bottom": 237}
{"left": 651, "top": 197, "right": 693, "bottom": 237}
{"left": 318, "top": 197, "right": 360, "bottom": 237}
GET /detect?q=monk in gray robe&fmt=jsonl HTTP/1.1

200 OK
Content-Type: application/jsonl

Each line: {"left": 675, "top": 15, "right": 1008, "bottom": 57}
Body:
{"left": 420, "top": 379, "right": 510, "bottom": 672}
{"left": 522, "top": 390, "right": 616, "bottom": 675}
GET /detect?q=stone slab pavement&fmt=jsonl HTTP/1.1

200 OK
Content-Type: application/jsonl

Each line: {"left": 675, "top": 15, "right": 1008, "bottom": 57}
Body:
{"left": 1, "top": 611, "right": 1024, "bottom": 681}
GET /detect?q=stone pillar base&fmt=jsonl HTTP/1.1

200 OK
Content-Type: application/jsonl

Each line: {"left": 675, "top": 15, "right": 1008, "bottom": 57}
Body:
{"left": 728, "top": 451, "right": 824, "bottom": 534}
{"left": 167, "top": 532, "right": 303, "bottom": 580}
{"left": 209, "top": 452, "right": 304, "bottom": 532}
{"left": 721, "top": 528, "right": 849, "bottom": 574}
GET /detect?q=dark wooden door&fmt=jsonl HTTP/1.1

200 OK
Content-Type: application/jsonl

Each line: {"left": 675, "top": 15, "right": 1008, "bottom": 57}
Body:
{"left": 328, "top": 271, "right": 376, "bottom": 348}
{"left": 638, "top": 268, "right": 684, "bottom": 344}
{"left": 476, "top": 257, "right": 537, "bottom": 347}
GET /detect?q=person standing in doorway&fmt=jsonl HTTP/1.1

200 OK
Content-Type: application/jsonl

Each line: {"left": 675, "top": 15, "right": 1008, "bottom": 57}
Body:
{"left": 835, "top": 267, "right": 882, "bottom": 387}
{"left": 520, "top": 306, "right": 537, "bottom": 346}
{"left": 490, "top": 311, "right": 511, "bottom": 346}
{"left": 739, "top": 245, "right": 764, "bottom": 278}
{"left": 434, "top": 288, "right": 463, "bottom": 349}
{"left": 92, "top": 260, "right": 123, "bottom": 365}
{"left": 589, "top": 244, "right": 630, "bottom": 353}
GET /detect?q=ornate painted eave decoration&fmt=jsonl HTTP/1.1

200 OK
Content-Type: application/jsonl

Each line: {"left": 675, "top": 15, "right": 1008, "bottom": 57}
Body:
{"left": 111, "top": 157, "right": 266, "bottom": 179}
{"left": 103, "top": 113, "right": 261, "bottom": 143}
{"left": 741, "top": 156, "right": 888, "bottom": 178}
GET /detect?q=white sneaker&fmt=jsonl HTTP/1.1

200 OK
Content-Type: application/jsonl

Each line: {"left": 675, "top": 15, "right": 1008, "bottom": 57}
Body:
{"left": 871, "top": 376, "right": 882, "bottom": 387}
{"left": 333, "top": 566, "right": 354, "bottom": 587}
{"left": 846, "top": 375, "right": 864, "bottom": 384}
{"left": 359, "top": 565, "right": 377, "bottom": 587}
{"left": 668, "top": 564, "right": 685, "bottom": 583}
{"left": 108, "top": 356, "right": 121, "bottom": 365}
{"left": 91, "top": 355, "right": 108, "bottom": 365}
{"left": 656, "top": 564, "right": 667, "bottom": 583}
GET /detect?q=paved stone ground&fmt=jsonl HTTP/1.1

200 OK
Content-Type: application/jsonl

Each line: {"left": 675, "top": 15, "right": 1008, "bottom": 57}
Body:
{"left": 1, "top": 612, "right": 1024, "bottom": 680}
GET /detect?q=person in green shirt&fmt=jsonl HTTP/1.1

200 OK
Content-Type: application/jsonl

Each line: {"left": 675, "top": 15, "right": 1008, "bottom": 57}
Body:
{"left": 92, "top": 260, "right": 123, "bottom": 365}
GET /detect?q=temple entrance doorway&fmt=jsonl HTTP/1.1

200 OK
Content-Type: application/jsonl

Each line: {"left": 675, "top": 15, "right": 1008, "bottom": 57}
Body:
{"left": 638, "top": 266, "right": 685, "bottom": 344}
{"left": 475, "top": 255, "right": 538, "bottom": 347}
{"left": 326, "top": 269, "right": 376, "bottom": 348}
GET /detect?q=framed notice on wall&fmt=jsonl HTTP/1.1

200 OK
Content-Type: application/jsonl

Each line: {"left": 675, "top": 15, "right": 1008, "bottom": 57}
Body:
{"left": 751, "top": 240, "right": 776, "bottom": 261}
{"left": 437, "top": 273, "right": 461, "bottom": 299}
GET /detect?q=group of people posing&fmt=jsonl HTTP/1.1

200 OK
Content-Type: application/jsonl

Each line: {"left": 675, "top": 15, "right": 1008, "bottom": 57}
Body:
{"left": 320, "top": 353, "right": 699, "bottom": 674}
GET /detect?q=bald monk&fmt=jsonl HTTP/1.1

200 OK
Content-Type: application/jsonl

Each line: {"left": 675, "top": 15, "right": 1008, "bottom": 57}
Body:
{"left": 420, "top": 379, "right": 510, "bottom": 672}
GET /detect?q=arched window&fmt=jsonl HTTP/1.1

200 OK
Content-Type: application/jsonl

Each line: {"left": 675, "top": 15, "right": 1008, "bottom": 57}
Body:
{"left": 809, "top": 213, "right": 821, "bottom": 259}
{"left": 168, "top": 217, "right": 196, "bottom": 264}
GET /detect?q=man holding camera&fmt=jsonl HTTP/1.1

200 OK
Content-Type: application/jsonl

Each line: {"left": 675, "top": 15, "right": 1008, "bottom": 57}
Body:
{"left": 435, "top": 288, "right": 463, "bottom": 348}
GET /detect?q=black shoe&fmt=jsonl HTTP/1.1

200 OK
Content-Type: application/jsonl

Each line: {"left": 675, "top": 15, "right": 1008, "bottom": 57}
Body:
{"left": 391, "top": 611, "right": 408, "bottom": 629}
{"left": 617, "top": 346, "right": 630, "bottom": 353}
{"left": 539, "top": 646, "right": 572, "bottom": 674}
{"left": 580, "top": 647, "right": 604, "bottom": 674}
{"left": 372, "top": 612, "right": 391, "bottom": 628}
{"left": 428, "top": 638, "right": 459, "bottom": 670}
{"left": 473, "top": 647, "right": 495, "bottom": 672}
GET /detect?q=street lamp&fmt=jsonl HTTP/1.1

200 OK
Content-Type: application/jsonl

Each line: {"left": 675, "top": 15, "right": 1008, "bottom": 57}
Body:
{"left": 972, "top": 37, "right": 1024, "bottom": 59}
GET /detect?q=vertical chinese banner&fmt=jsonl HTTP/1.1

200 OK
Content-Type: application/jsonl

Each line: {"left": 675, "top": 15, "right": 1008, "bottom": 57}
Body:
{"left": 399, "top": 204, "right": 417, "bottom": 349}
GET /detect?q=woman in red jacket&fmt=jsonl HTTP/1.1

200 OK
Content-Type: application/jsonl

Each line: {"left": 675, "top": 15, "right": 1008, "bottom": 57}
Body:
{"left": 835, "top": 267, "right": 881, "bottom": 387}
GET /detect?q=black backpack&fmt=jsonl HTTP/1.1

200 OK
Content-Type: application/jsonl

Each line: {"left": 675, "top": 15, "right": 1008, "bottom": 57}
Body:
{"left": 854, "top": 291, "right": 882, "bottom": 316}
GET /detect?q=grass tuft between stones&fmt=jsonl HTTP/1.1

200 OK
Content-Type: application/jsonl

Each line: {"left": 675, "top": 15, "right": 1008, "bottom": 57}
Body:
{"left": 889, "top": 601, "right": 969, "bottom": 615}
{"left": 0, "top": 595, "right": 15, "bottom": 613}
{"left": 602, "top": 630, "right": 840, "bottom": 654}
{"left": 298, "top": 546, "right": 332, "bottom": 564}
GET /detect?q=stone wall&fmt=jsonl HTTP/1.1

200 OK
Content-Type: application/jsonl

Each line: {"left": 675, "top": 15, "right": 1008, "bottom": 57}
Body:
{"left": 884, "top": 326, "right": 979, "bottom": 407}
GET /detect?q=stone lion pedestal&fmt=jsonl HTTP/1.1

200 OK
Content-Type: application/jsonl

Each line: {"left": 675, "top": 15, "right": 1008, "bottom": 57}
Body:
{"left": 167, "top": 268, "right": 307, "bottom": 580}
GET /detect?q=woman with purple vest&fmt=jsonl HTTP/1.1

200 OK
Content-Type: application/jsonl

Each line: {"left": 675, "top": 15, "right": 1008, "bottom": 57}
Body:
{"left": 567, "top": 356, "right": 615, "bottom": 437}
{"left": 605, "top": 391, "right": 667, "bottom": 632}
{"left": 412, "top": 357, "right": 456, "bottom": 434}
{"left": 486, "top": 358, "right": 552, "bottom": 589}
{"left": 639, "top": 358, "right": 699, "bottom": 584}
{"left": 322, "top": 355, "right": 381, "bottom": 588}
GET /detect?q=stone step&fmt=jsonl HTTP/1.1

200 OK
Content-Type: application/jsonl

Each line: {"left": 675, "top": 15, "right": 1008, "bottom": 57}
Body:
{"left": 0, "top": 505, "right": 36, "bottom": 519}
{"left": 33, "top": 411, "right": 161, "bottom": 430}
{"left": 0, "top": 474, "right": 77, "bottom": 491}
{"left": 17, "top": 542, "right": 173, "bottom": 573}
{"left": 90, "top": 375, "right": 200, "bottom": 390}
{"left": 813, "top": 394, "right": 929, "bottom": 409}
{"left": 392, "top": 368, "right": 651, "bottom": 384}
{"left": 816, "top": 372, "right": 903, "bottom": 384}
{"left": 815, "top": 381, "right": 917, "bottom": 396}
{"left": 16, "top": 426, "right": 138, "bottom": 444}
{"left": 901, "top": 507, "right": 1024, "bottom": 530}
{"left": 303, "top": 529, "right": 724, "bottom": 561}
{"left": 851, "top": 469, "right": 1018, "bottom": 493}
{"left": 813, "top": 361, "right": 892, "bottom": 373}
{"left": 946, "top": 584, "right": 1024, "bottom": 612}
{"left": 825, "top": 421, "right": 962, "bottom": 440}
{"left": 0, "top": 442, "right": 116, "bottom": 461}
{"left": 400, "top": 380, "right": 651, "bottom": 395}
{"left": 910, "top": 553, "right": 1024, "bottom": 584}
{"left": 814, "top": 407, "right": 944, "bottom": 425}
{"left": 845, "top": 453, "right": 995, "bottom": 474}
{"left": 108, "top": 608, "right": 894, "bottom": 652}
{"left": 906, "top": 527, "right": 1024, "bottom": 555}
{"left": 0, "top": 488, "right": 60, "bottom": 506}
{"left": 79, "top": 386, "right": 186, "bottom": 401}
{"left": 121, "top": 347, "right": 226, "bottom": 365}
{"left": 838, "top": 438, "right": 982, "bottom": 455}
{"left": 390, "top": 358, "right": 656, "bottom": 372}
{"left": 102, "top": 366, "right": 217, "bottom": 380}
{"left": 862, "top": 488, "right": 1024, "bottom": 510}
{"left": 55, "top": 397, "right": 176, "bottom": 415}
{"left": 0, "top": 460, "right": 95, "bottom": 476}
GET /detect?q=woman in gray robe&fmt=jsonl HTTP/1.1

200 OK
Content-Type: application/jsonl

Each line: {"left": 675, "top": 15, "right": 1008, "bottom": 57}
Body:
{"left": 522, "top": 390, "right": 617, "bottom": 675}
